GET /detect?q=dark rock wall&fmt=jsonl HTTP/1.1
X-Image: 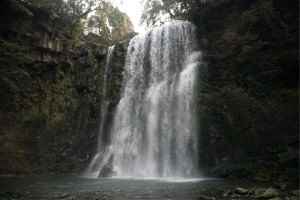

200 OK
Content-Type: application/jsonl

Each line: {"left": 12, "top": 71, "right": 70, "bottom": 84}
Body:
{"left": 192, "top": 0, "right": 298, "bottom": 182}
{"left": 0, "top": 0, "right": 128, "bottom": 175}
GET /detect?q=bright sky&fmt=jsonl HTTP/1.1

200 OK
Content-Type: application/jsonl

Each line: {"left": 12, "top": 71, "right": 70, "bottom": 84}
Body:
{"left": 109, "top": 0, "right": 146, "bottom": 33}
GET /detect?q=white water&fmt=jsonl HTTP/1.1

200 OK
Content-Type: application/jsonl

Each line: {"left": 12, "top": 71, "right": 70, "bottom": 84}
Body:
{"left": 86, "top": 21, "right": 202, "bottom": 178}
{"left": 97, "top": 45, "right": 115, "bottom": 151}
{"left": 84, "top": 46, "right": 115, "bottom": 178}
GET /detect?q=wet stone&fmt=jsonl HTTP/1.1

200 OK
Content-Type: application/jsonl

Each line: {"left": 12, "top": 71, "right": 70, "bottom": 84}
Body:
{"left": 291, "top": 190, "right": 299, "bottom": 196}
{"left": 235, "top": 187, "right": 249, "bottom": 195}
{"left": 198, "top": 194, "right": 216, "bottom": 200}
{"left": 255, "top": 188, "right": 280, "bottom": 199}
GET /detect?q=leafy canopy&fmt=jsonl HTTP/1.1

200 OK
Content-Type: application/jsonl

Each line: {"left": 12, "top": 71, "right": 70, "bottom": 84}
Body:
{"left": 141, "top": 0, "right": 209, "bottom": 26}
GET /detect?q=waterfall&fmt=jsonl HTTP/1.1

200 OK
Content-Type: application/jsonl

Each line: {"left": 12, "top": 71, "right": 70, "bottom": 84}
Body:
{"left": 87, "top": 21, "right": 202, "bottom": 178}
{"left": 84, "top": 45, "right": 115, "bottom": 178}
{"left": 98, "top": 45, "right": 115, "bottom": 150}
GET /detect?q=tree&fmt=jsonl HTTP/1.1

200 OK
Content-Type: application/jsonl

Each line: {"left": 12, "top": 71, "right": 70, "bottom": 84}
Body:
{"left": 19, "top": 0, "right": 105, "bottom": 24}
{"left": 141, "top": 0, "right": 211, "bottom": 26}
{"left": 85, "top": 1, "right": 134, "bottom": 44}
{"left": 16, "top": 0, "right": 134, "bottom": 44}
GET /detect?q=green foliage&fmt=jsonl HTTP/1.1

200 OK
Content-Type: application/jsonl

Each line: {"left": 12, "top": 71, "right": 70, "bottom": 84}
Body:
{"left": 141, "top": 0, "right": 208, "bottom": 26}
{"left": 193, "top": 0, "right": 299, "bottom": 175}
{"left": 85, "top": 1, "right": 134, "bottom": 45}
{"left": 0, "top": 40, "right": 34, "bottom": 111}
{"left": 15, "top": 0, "right": 133, "bottom": 45}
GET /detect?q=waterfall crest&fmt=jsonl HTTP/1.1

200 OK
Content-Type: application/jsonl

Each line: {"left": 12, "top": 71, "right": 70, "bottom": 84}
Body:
{"left": 87, "top": 21, "right": 202, "bottom": 178}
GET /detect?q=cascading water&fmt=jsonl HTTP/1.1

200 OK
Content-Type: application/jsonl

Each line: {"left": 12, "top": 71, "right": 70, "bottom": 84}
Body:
{"left": 86, "top": 21, "right": 202, "bottom": 178}
{"left": 97, "top": 45, "right": 115, "bottom": 150}
{"left": 85, "top": 45, "right": 116, "bottom": 178}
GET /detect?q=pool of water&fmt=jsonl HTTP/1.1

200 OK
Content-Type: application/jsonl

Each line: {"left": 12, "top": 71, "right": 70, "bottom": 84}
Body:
{"left": 0, "top": 176, "right": 225, "bottom": 200}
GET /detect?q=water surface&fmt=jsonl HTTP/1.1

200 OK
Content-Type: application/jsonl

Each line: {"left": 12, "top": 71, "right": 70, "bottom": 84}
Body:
{"left": 0, "top": 176, "right": 225, "bottom": 200}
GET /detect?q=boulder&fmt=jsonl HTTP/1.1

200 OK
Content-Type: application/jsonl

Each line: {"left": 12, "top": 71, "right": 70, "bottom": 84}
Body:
{"left": 235, "top": 187, "right": 249, "bottom": 195}
{"left": 198, "top": 195, "right": 216, "bottom": 200}
{"left": 222, "top": 190, "right": 232, "bottom": 197}
{"left": 255, "top": 188, "right": 280, "bottom": 199}
{"left": 291, "top": 190, "right": 299, "bottom": 196}
{"left": 269, "top": 198, "right": 281, "bottom": 200}
{"left": 274, "top": 182, "right": 287, "bottom": 190}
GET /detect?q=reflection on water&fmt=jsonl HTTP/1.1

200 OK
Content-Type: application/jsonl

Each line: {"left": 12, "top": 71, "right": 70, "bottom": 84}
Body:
{"left": 0, "top": 176, "right": 223, "bottom": 200}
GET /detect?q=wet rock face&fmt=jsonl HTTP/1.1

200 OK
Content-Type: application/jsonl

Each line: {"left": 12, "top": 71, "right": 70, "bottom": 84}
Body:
{"left": 0, "top": 0, "right": 130, "bottom": 175}
{"left": 0, "top": 42, "right": 129, "bottom": 175}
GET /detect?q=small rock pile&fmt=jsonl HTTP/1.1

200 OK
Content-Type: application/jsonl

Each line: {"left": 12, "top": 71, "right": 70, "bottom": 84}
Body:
{"left": 222, "top": 187, "right": 299, "bottom": 200}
